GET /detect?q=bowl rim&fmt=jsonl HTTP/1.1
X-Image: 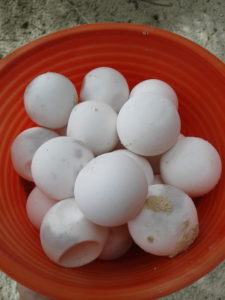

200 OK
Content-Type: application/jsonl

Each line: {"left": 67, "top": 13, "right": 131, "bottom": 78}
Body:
{"left": 0, "top": 23, "right": 225, "bottom": 299}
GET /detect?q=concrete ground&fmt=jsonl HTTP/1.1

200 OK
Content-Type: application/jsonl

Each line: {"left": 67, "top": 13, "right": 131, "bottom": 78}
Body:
{"left": 0, "top": 0, "right": 224, "bottom": 299}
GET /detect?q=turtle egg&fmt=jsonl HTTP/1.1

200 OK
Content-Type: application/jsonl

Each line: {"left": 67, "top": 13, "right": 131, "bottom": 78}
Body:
{"left": 114, "top": 149, "right": 154, "bottom": 185}
{"left": 128, "top": 184, "right": 199, "bottom": 257}
{"left": 99, "top": 225, "right": 133, "bottom": 260}
{"left": 75, "top": 152, "right": 148, "bottom": 227}
{"left": 130, "top": 79, "right": 178, "bottom": 108}
{"left": 80, "top": 67, "right": 129, "bottom": 112}
{"left": 26, "top": 187, "right": 57, "bottom": 229}
{"left": 40, "top": 198, "right": 108, "bottom": 267}
{"left": 160, "top": 137, "right": 222, "bottom": 197}
{"left": 67, "top": 101, "right": 118, "bottom": 155}
{"left": 24, "top": 72, "right": 77, "bottom": 128}
{"left": 117, "top": 93, "right": 181, "bottom": 156}
{"left": 11, "top": 127, "right": 58, "bottom": 181}
{"left": 31, "top": 136, "right": 94, "bottom": 200}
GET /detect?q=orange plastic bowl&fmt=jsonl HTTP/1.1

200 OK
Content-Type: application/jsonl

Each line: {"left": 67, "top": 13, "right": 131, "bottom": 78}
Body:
{"left": 0, "top": 24, "right": 225, "bottom": 300}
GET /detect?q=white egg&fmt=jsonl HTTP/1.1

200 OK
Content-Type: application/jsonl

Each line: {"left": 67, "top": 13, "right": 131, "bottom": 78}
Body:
{"left": 117, "top": 93, "right": 181, "bottom": 156}
{"left": 114, "top": 149, "right": 154, "bottom": 185}
{"left": 74, "top": 152, "right": 148, "bottom": 227}
{"left": 31, "top": 136, "right": 94, "bottom": 200}
{"left": 40, "top": 198, "right": 108, "bottom": 267}
{"left": 80, "top": 67, "right": 129, "bottom": 112}
{"left": 11, "top": 127, "right": 58, "bottom": 181}
{"left": 160, "top": 137, "right": 222, "bottom": 197}
{"left": 153, "top": 175, "right": 163, "bottom": 184}
{"left": 24, "top": 72, "right": 77, "bottom": 129}
{"left": 130, "top": 79, "right": 178, "bottom": 108}
{"left": 128, "top": 184, "right": 199, "bottom": 257}
{"left": 67, "top": 101, "right": 118, "bottom": 155}
{"left": 99, "top": 225, "right": 133, "bottom": 260}
{"left": 17, "top": 283, "right": 51, "bottom": 300}
{"left": 26, "top": 187, "right": 57, "bottom": 229}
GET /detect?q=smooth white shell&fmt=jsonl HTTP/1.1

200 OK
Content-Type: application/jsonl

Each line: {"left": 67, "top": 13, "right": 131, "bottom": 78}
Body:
{"left": 24, "top": 72, "right": 77, "bottom": 128}
{"left": 67, "top": 101, "right": 118, "bottom": 155}
{"left": 26, "top": 187, "right": 56, "bottom": 229}
{"left": 80, "top": 67, "right": 129, "bottom": 112}
{"left": 40, "top": 198, "right": 108, "bottom": 267}
{"left": 99, "top": 225, "right": 133, "bottom": 260}
{"left": 117, "top": 93, "right": 181, "bottom": 156}
{"left": 114, "top": 149, "right": 154, "bottom": 185}
{"left": 130, "top": 79, "right": 178, "bottom": 108}
{"left": 74, "top": 152, "right": 148, "bottom": 227}
{"left": 160, "top": 137, "right": 222, "bottom": 197}
{"left": 128, "top": 184, "right": 199, "bottom": 257}
{"left": 32, "top": 136, "right": 94, "bottom": 200}
{"left": 11, "top": 127, "right": 58, "bottom": 181}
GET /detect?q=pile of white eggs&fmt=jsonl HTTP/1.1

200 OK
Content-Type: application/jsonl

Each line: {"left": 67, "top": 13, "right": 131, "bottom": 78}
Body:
{"left": 11, "top": 67, "right": 222, "bottom": 268}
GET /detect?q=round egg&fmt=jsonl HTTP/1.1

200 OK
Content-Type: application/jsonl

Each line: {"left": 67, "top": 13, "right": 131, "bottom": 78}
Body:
{"left": 74, "top": 152, "right": 148, "bottom": 227}
{"left": 130, "top": 79, "right": 178, "bottom": 108}
{"left": 128, "top": 184, "right": 199, "bottom": 257}
{"left": 40, "top": 198, "right": 108, "bottom": 267}
{"left": 67, "top": 101, "right": 118, "bottom": 155}
{"left": 153, "top": 175, "right": 164, "bottom": 184}
{"left": 114, "top": 149, "right": 154, "bottom": 185}
{"left": 80, "top": 67, "right": 129, "bottom": 112}
{"left": 31, "top": 136, "right": 94, "bottom": 200}
{"left": 117, "top": 93, "right": 181, "bottom": 156}
{"left": 160, "top": 137, "right": 222, "bottom": 197}
{"left": 11, "top": 127, "right": 58, "bottom": 181}
{"left": 26, "top": 187, "right": 57, "bottom": 229}
{"left": 99, "top": 225, "right": 133, "bottom": 260}
{"left": 24, "top": 72, "right": 77, "bottom": 128}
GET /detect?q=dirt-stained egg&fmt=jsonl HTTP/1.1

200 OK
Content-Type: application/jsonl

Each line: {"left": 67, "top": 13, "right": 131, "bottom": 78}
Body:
{"left": 117, "top": 93, "right": 181, "bottom": 156}
{"left": 160, "top": 137, "right": 222, "bottom": 197}
{"left": 24, "top": 72, "right": 77, "bottom": 129}
{"left": 26, "top": 187, "right": 57, "bottom": 229}
{"left": 130, "top": 79, "right": 178, "bottom": 108}
{"left": 80, "top": 67, "right": 129, "bottom": 112}
{"left": 40, "top": 198, "right": 108, "bottom": 267}
{"left": 74, "top": 152, "right": 148, "bottom": 227}
{"left": 99, "top": 225, "right": 133, "bottom": 260}
{"left": 67, "top": 101, "right": 118, "bottom": 155}
{"left": 114, "top": 149, "right": 154, "bottom": 185}
{"left": 11, "top": 127, "right": 58, "bottom": 181}
{"left": 31, "top": 136, "right": 94, "bottom": 200}
{"left": 128, "top": 184, "right": 199, "bottom": 257}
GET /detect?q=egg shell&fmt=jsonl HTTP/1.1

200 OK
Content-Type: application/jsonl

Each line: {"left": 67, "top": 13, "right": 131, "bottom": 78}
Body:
{"left": 11, "top": 127, "right": 58, "bottom": 181}
{"left": 130, "top": 79, "right": 178, "bottom": 108}
{"left": 26, "top": 187, "right": 57, "bottom": 229}
{"left": 17, "top": 283, "right": 51, "bottom": 300}
{"left": 40, "top": 198, "right": 108, "bottom": 267}
{"left": 74, "top": 152, "right": 148, "bottom": 227}
{"left": 117, "top": 93, "right": 181, "bottom": 156}
{"left": 80, "top": 67, "right": 129, "bottom": 112}
{"left": 114, "top": 149, "right": 154, "bottom": 185}
{"left": 160, "top": 137, "right": 222, "bottom": 197}
{"left": 31, "top": 136, "right": 94, "bottom": 200}
{"left": 67, "top": 101, "right": 118, "bottom": 155}
{"left": 128, "top": 184, "right": 199, "bottom": 257}
{"left": 24, "top": 72, "right": 77, "bottom": 129}
{"left": 99, "top": 225, "right": 133, "bottom": 260}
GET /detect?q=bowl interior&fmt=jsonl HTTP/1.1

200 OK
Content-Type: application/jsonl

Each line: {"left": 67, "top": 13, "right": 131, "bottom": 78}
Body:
{"left": 0, "top": 24, "right": 225, "bottom": 300}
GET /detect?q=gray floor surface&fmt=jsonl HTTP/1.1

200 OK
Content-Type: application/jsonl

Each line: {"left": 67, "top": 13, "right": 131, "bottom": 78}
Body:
{"left": 0, "top": 0, "right": 225, "bottom": 299}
